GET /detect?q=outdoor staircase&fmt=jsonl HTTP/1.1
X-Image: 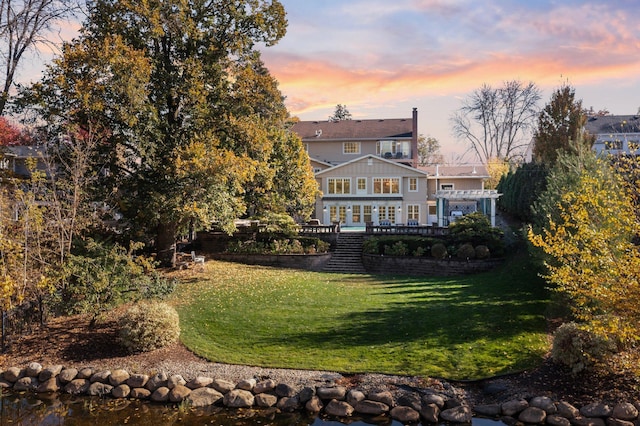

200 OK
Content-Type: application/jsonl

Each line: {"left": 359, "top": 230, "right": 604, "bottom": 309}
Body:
{"left": 322, "top": 233, "right": 366, "bottom": 273}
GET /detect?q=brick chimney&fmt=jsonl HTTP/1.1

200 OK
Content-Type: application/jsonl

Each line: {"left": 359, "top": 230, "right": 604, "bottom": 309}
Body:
{"left": 411, "top": 107, "right": 418, "bottom": 168}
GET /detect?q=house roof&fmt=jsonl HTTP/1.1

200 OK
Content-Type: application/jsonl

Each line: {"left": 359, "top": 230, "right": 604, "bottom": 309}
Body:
{"left": 3, "top": 145, "right": 46, "bottom": 158}
{"left": 418, "top": 164, "right": 489, "bottom": 179}
{"left": 315, "top": 154, "right": 427, "bottom": 176}
{"left": 291, "top": 117, "right": 414, "bottom": 140}
{"left": 585, "top": 115, "right": 640, "bottom": 135}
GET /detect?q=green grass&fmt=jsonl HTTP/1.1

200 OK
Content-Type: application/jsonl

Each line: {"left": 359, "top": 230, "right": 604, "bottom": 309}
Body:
{"left": 171, "top": 252, "right": 549, "bottom": 380}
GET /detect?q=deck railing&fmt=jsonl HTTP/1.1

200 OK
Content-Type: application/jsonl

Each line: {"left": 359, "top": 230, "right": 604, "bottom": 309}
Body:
{"left": 365, "top": 224, "right": 449, "bottom": 236}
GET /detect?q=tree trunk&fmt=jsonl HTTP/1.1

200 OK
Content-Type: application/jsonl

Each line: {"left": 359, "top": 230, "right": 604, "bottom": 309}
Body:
{"left": 156, "top": 221, "right": 177, "bottom": 267}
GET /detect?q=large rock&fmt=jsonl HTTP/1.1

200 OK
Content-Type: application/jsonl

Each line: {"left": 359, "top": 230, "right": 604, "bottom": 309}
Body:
{"left": 127, "top": 374, "right": 149, "bottom": 388}
{"left": 571, "top": 416, "right": 606, "bottom": 426}
{"left": 39, "top": 365, "right": 63, "bottom": 382}
{"left": 254, "top": 379, "right": 276, "bottom": 394}
{"left": 146, "top": 372, "right": 169, "bottom": 391}
{"left": 14, "top": 376, "right": 38, "bottom": 391}
{"left": 305, "top": 396, "right": 324, "bottom": 413}
{"left": 186, "top": 376, "right": 213, "bottom": 389}
{"left": 397, "top": 393, "right": 422, "bottom": 411}
{"left": 187, "top": 387, "right": 223, "bottom": 407}
{"left": 474, "top": 404, "right": 502, "bottom": 417}
{"left": 112, "top": 384, "right": 131, "bottom": 398}
{"left": 391, "top": 406, "right": 420, "bottom": 423}
{"left": 530, "top": 396, "right": 557, "bottom": 414}
{"left": 607, "top": 418, "right": 635, "bottom": 426}
{"left": 169, "top": 385, "right": 191, "bottom": 403}
{"left": 316, "top": 386, "right": 346, "bottom": 401}
{"left": 26, "top": 362, "right": 42, "bottom": 377}
{"left": 150, "top": 387, "right": 171, "bottom": 402}
{"left": 58, "top": 368, "right": 78, "bottom": 384}
{"left": 346, "top": 389, "right": 365, "bottom": 407}
{"left": 547, "top": 414, "right": 572, "bottom": 426}
{"left": 236, "top": 378, "right": 256, "bottom": 391}
{"left": 223, "top": 389, "right": 255, "bottom": 408}
{"left": 90, "top": 370, "right": 111, "bottom": 383}
{"left": 502, "top": 399, "right": 528, "bottom": 417}
{"left": 441, "top": 405, "right": 473, "bottom": 423}
{"left": 354, "top": 400, "right": 389, "bottom": 415}
{"left": 167, "top": 375, "right": 186, "bottom": 389}
{"left": 76, "top": 368, "right": 93, "bottom": 379}
{"left": 64, "top": 379, "right": 90, "bottom": 395}
{"left": 519, "top": 407, "right": 547, "bottom": 424}
{"left": 87, "top": 382, "right": 113, "bottom": 396}
{"left": 37, "top": 378, "right": 59, "bottom": 393}
{"left": 109, "top": 369, "right": 130, "bottom": 386}
{"left": 130, "top": 388, "right": 151, "bottom": 399}
{"left": 3, "top": 367, "right": 23, "bottom": 382}
{"left": 612, "top": 403, "right": 638, "bottom": 420}
{"left": 422, "top": 393, "right": 445, "bottom": 408}
{"left": 211, "top": 378, "right": 235, "bottom": 394}
{"left": 324, "top": 399, "right": 354, "bottom": 417}
{"left": 557, "top": 401, "right": 580, "bottom": 419}
{"left": 581, "top": 403, "right": 613, "bottom": 418}
{"left": 275, "top": 383, "right": 296, "bottom": 397}
{"left": 277, "top": 396, "right": 301, "bottom": 412}
{"left": 255, "top": 393, "right": 278, "bottom": 408}
{"left": 420, "top": 403, "right": 440, "bottom": 423}
{"left": 298, "top": 386, "right": 315, "bottom": 403}
{"left": 368, "top": 390, "right": 394, "bottom": 407}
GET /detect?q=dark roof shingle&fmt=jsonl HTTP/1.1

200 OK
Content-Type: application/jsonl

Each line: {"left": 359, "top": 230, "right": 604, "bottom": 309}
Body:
{"left": 291, "top": 118, "right": 413, "bottom": 140}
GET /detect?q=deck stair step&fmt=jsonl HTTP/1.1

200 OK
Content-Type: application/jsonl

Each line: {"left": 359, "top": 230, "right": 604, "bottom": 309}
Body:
{"left": 322, "top": 233, "right": 366, "bottom": 273}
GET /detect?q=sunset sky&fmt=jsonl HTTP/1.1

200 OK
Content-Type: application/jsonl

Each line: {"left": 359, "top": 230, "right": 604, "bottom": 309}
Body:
{"left": 258, "top": 0, "right": 640, "bottom": 161}
{"left": 16, "top": 0, "right": 640, "bottom": 161}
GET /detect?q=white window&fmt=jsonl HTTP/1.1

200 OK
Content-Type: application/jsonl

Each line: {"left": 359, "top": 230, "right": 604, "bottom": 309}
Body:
{"left": 357, "top": 177, "right": 366, "bottom": 194}
{"left": 327, "top": 178, "right": 351, "bottom": 194}
{"left": 377, "top": 140, "right": 410, "bottom": 159}
{"left": 373, "top": 178, "right": 400, "bottom": 194}
{"left": 407, "top": 205, "right": 420, "bottom": 220}
{"left": 343, "top": 142, "right": 360, "bottom": 154}
{"left": 409, "top": 177, "right": 418, "bottom": 192}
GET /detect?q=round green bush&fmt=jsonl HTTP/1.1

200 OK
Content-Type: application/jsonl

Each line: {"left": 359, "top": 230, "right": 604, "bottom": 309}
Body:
{"left": 118, "top": 301, "right": 181, "bottom": 353}
{"left": 431, "top": 243, "right": 448, "bottom": 259}
{"left": 475, "top": 245, "right": 490, "bottom": 259}
{"left": 551, "top": 322, "right": 615, "bottom": 374}
{"left": 456, "top": 243, "right": 476, "bottom": 259}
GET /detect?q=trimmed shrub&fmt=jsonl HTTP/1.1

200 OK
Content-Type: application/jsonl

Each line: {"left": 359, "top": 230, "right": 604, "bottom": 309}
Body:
{"left": 431, "top": 243, "right": 448, "bottom": 259}
{"left": 384, "top": 241, "right": 409, "bottom": 256}
{"left": 456, "top": 243, "right": 476, "bottom": 259}
{"left": 118, "top": 301, "right": 180, "bottom": 353}
{"left": 449, "top": 212, "right": 504, "bottom": 257}
{"left": 475, "top": 245, "right": 490, "bottom": 259}
{"left": 413, "top": 246, "right": 427, "bottom": 257}
{"left": 551, "top": 322, "right": 615, "bottom": 374}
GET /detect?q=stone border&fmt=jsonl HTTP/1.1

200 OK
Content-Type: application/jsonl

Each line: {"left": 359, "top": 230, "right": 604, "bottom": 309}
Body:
{"left": 362, "top": 254, "right": 503, "bottom": 276}
{"left": 1, "top": 362, "right": 638, "bottom": 425}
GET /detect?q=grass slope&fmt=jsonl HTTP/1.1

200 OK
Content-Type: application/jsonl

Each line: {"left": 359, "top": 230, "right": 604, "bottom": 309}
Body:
{"left": 173, "top": 252, "right": 549, "bottom": 380}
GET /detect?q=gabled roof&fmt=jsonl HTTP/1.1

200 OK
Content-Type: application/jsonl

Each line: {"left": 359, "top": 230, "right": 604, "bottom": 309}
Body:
{"left": 291, "top": 117, "right": 414, "bottom": 140}
{"left": 585, "top": 115, "right": 640, "bottom": 134}
{"left": 418, "top": 164, "right": 489, "bottom": 179}
{"left": 3, "top": 145, "right": 46, "bottom": 158}
{"left": 315, "top": 154, "right": 427, "bottom": 176}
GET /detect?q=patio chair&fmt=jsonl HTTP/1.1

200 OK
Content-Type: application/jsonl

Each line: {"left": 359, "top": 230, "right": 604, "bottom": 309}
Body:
{"left": 191, "top": 251, "right": 205, "bottom": 270}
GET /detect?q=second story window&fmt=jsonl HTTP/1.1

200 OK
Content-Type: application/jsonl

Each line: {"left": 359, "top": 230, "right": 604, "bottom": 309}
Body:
{"left": 409, "top": 177, "right": 417, "bottom": 191}
{"left": 328, "top": 178, "right": 351, "bottom": 194}
{"left": 373, "top": 178, "right": 400, "bottom": 194}
{"left": 343, "top": 142, "right": 360, "bottom": 154}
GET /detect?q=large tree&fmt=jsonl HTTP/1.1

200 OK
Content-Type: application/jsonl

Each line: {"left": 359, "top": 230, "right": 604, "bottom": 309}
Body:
{"left": 417, "top": 135, "right": 443, "bottom": 166}
{"left": 21, "top": 0, "right": 317, "bottom": 266}
{"left": 451, "top": 80, "right": 541, "bottom": 164}
{"left": 532, "top": 83, "right": 594, "bottom": 167}
{"left": 0, "top": 0, "right": 79, "bottom": 116}
{"left": 328, "top": 104, "right": 351, "bottom": 121}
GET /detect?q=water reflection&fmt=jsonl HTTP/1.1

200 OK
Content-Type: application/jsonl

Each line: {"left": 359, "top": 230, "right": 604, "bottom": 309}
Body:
{"left": 0, "top": 392, "right": 506, "bottom": 426}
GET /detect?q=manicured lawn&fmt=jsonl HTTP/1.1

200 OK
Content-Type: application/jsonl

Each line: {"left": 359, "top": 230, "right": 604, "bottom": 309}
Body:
{"left": 172, "top": 254, "right": 549, "bottom": 380}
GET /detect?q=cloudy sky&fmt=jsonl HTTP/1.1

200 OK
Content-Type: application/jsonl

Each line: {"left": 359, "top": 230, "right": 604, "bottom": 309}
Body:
{"left": 259, "top": 0, "right": 640, "bottom": 161}
{"left": 15, "top": 0, "right": 640, "bottom": 161}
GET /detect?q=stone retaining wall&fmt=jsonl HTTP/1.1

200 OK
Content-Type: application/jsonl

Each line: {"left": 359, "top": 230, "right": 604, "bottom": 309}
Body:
{"left": 1, "top": 362, "right": 637, "bottom": 425}
{"left": 362, "top": 254, "right": 503, "bottom": 276}
{"left": 211, "top": 253, "right": 332, "bottom": 271}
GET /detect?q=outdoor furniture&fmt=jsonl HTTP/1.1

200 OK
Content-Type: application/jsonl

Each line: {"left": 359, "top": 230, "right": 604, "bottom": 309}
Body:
{"left": 191, "top": 251, "right": 205, "bottom": 270}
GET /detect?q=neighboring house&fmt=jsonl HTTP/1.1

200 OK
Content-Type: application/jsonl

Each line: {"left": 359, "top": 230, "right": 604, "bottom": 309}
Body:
{"left": 585, "top": 115, "right": 640, "bottom": 156}
{"left": 291, "top": 109, "right": 501, "bottom": 227}
{"left": 1, "top": 145, "right": 47, "bottom": 179}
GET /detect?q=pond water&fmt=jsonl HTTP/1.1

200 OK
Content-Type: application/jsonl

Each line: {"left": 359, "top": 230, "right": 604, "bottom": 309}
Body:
{"left": 0, "top": 392, "right": 507, "bottom": 426}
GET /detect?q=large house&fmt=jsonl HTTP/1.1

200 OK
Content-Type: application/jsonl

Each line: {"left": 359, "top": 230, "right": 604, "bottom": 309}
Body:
{"left": 585, "top": 115, "right": 640, "bottom": 156}
{"left": 291, "top": 109, "right": 501, "bottom": 227}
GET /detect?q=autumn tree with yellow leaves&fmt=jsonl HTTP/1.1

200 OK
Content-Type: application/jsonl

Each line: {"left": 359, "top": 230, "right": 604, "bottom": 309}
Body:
{"left": 529, "top": 150, "right": 640, "bottom": 348}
